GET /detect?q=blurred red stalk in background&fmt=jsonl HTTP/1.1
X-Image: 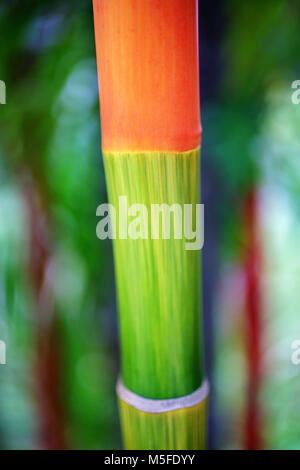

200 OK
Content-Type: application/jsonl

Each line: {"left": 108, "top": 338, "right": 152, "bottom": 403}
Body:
{"left": 243, "top": 189, "right": 264, "bottom": 450}
{"left": 24, "top": 176, "right": 66, "bottom": 450}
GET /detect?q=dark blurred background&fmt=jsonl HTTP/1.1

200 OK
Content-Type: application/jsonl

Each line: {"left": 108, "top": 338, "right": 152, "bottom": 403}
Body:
{"left": 0, "top": 0, "right": 300, "bottom": 449}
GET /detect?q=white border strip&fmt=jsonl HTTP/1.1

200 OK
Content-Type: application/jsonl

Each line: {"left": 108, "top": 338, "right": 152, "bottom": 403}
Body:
{"left": 117, "top": 378, "right": 209, "bottom": 414}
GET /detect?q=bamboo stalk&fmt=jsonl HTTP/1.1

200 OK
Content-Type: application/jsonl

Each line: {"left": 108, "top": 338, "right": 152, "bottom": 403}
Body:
{"left": 243, "top": 190, "right": 263, "bottom": 450}
{"left": 93, "top": 0, "right": 207, "bottom": 449}
{"left": 24, "top": 177, "right": 66, "bottom": 450}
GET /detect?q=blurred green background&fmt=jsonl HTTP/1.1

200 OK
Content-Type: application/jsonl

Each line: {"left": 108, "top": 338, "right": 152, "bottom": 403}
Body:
{"left": 0, "top": 0, "right": 300, "bottom": 450}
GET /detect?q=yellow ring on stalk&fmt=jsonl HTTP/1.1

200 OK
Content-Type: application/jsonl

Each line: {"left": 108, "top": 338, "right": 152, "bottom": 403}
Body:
{"left": 117, "top": 379, "right": 209, "bottom": 450}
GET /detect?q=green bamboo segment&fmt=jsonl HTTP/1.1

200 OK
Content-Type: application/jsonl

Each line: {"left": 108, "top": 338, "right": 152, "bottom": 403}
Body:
{"left": 118, "top": 397, "right": 208, "bottom": 450}
{"left": 103, "top": 148, "right": 203, "bottom": 400}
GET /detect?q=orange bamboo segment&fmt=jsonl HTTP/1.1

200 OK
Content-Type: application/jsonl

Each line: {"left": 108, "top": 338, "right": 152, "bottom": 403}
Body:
{"left": 93, "top": 0, "right": 201, "bottom": 152}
